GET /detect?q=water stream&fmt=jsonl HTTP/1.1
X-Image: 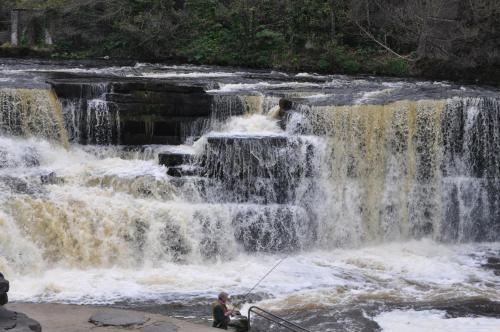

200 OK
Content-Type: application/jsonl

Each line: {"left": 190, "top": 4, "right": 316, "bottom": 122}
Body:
{"left": 0, "top": 60, "right": 498, "bottom": 331}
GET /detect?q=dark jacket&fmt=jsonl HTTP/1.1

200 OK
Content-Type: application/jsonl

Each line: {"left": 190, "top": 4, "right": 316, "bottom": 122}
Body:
{"left": 212, "top": 301, "right": 229, "bottom": 329}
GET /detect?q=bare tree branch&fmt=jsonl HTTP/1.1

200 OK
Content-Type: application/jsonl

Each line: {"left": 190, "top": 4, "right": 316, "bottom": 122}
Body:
{"left": 354, "top": 20, "right": 415, "bottom": 62}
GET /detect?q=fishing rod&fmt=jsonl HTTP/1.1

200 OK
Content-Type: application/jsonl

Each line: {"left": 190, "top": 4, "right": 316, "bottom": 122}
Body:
{"left": 233, "top": 256, "right": 286, "bottom": 309}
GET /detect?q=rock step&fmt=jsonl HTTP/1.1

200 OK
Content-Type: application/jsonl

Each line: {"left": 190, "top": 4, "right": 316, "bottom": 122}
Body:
{"left": 50, "top": 78, "right": 214, "bottom": 145}
{"left": 206, "top": 135, "right": 289, "bottom": 147}
{"left": 112, "top": 100, "right": 211, "bottom": 117}
{"left": 167, "top": 166, "right": 202, "bottom": 177}
{"left": 203, "top": 135, "right": 316, "bottom": 179}
{"left": 159, "top": 151, "right": 195, "bottom": 168}
{"left": 104, "top": 90, "right": 210, "bottom": 105}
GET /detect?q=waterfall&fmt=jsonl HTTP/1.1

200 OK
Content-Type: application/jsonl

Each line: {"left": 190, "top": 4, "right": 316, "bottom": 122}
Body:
{"left": 285, "top": 97, "right": 500, "bottom": 244}
{"left": 0, "top": 69, "right": 498, "bottom": 324}
{"left": 0, "top": 88, "right": 69, "bottom": 146}
{"left": 59, "top": 83, "right": 120, "bottom": 145}
{"left": 85, "top": 99, "right": 120, "bottom": 145}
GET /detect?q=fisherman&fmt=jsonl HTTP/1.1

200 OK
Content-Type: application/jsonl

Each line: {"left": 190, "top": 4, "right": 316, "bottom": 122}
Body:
{"left": 212, "top": 292, "right": 235, "bottom": 329}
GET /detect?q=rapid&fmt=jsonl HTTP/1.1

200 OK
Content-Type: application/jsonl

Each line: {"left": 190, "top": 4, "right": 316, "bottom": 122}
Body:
{"left": 0, "top": 60, "right": 499, "bottom": 331}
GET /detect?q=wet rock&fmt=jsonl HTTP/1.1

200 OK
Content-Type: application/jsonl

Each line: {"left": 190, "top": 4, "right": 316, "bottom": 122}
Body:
{"left": 228, "top": 315, "right": 248, "bottom": 332}
{"left": 0, "top": 177, "right": 34, "bottom": 195}
{"left": 0, "top": 148, "right": 39, "bottom": 169}
{"left": 232, "top": 205, "right": 313, "bottom": 252}
{"left": 40, "top": 172, "right": 64, "bottom": 185}
{"left": 279, "top": 98, "right": 293, "bottom": 111}
{"left": 0, "top": 273, "right": 8, "bottom": 306}
{"left": 167, "top": 166, "right": 201, "bottom": 177}
{"left": 142, "top": 322, "right": 178, "bottom": 332}
{"left": 0, "top": 308, "right": 41, "bottom": 332}
{"left": 483, "top": 256, "right": 500, "bottom": 276}
{"left": 22, "top": 148, "right": 40, "bottom": 167}
{"left": 89, "top": 311, "right": 147, "bottom": 327}
{"left": 51, "top": 77, "right": 213, "bottom": 145}
{"left": 158, "top": 152, "right": 194, "bottom": 168}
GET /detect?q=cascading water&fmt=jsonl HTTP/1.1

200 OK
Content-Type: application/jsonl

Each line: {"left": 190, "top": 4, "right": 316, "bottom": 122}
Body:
{"left": 0, "top": 62, "right": 498, "bottom": 331}
{"left": 287, "top": 97, "right": 499, "bottom": 245}
{"left": 0, "top": 88, "right": 68, "bottom": 145}
{"left": 59, "top": 83, "right": 120, "bottom": 145}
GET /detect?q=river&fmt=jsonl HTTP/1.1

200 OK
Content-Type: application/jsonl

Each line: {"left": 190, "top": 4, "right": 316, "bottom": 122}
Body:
{"left": 0, "top": 59, "right": 499, "bottom": 331}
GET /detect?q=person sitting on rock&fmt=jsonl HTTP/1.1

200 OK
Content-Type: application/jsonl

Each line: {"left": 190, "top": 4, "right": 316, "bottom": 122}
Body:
{"left": 212, "top": 292, "right": 235, "bottom": 329}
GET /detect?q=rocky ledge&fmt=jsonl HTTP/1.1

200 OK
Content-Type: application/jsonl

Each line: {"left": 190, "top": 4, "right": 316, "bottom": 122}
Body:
{"left": 0, "top": 273, "right": 42, "bottom": 332}
{"left": 7, "top": 303, "right": 215, "bottom": 332}
{"left": 0, "top": 308, "right": 41, "bottom": 332}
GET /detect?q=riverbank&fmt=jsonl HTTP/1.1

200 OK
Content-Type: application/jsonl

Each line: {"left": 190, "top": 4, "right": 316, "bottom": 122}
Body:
{"left": 6, "top": 303, "right": 215, "bottom": 332}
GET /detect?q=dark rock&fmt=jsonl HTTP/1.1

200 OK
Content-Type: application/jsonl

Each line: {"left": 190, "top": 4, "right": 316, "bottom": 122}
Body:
{"left": 0, "top": 309, "right": 15, "bottom": 330}
{"left": 105, "top": 91, "right": 211, "bottom": 109}
{"left": 142, "top": 322, "right": 178, "bottom": 332}
{"left": 228, "top": 315, "right": 248, "bottom": 332}
{"left": 0, "top": 177, "right": 37, "bottom": 195}
{"left": 483, "top": 256, "right": 500, "bottom": 276}
{"left": 159, "top": 152, "right": 194, "bottom": 168}
{"left": 166, "top": 166, "right": 201, "bottom": 177}
{"left": 120, "top": 116, "right": 209, "bottom": 145}
{"left": 50, "top": 82, "right": 109, "bottom": 99}
{"left": 51, "top": 77, "right": 213, "bottom": 145}
{"left": 0, "top": 308, "right": 41, "bottom": 332}
{"left": 89, "top": 311, "right": 147, "bottom": 327}
{"left": 279, "top": 98, "right": 293, "bottom": 111}
{"left": 110, "top": 81, "right": 207, "bottom": 94}
{"left": 113, "top": 99, "right": 210, "bottom": 117}
{"left": 0, "top": 273, "right": 8, "bottom": 306}
{"left": 40, "top": 172, "right": 63, "bottom": 185}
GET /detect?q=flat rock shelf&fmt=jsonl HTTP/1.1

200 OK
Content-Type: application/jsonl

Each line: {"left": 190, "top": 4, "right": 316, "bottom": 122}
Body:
{"left": 6, "top": 304, "right": 213, "bottom": 332}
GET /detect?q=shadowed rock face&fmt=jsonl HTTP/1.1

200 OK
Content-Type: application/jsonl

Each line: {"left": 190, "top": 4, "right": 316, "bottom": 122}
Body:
{"left": 0, "top": 273, "right": 8, "bottom": 306}
{"left": 49, "top": 76, "right": 214, "bottom": 145}
{"left": 0, "top": 274, "right": 41, "bottom": 332}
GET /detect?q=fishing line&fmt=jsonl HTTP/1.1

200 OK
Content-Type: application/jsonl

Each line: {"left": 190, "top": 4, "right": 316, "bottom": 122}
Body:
{"left": 236, "top": 256, "right": 286, "bottom": 307}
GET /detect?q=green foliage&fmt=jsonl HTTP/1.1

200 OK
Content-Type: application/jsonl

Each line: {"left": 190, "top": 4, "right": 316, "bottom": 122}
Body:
{"left": 0, "top": 0, "right": 412, "bottom": 77}
{"left": 384, "top": 58, "right": 409, "bottom": 76}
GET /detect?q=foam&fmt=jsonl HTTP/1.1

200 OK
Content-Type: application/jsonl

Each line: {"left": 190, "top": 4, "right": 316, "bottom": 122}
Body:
{"left": 374, "top": 309, "right": 500, "bottom": 332}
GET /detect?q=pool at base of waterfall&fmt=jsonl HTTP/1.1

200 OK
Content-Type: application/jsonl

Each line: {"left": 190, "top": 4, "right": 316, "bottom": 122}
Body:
{"left": 7, "top": 240, "right": 500, "bottom": 332}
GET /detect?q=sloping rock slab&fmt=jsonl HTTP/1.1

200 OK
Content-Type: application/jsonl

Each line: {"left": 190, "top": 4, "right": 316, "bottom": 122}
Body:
{"left": 89, "top": 311, "right": 147, "bottom": 327}
{"left": 0, "top": 308, "right": 41, "bottom": 332}
{"left": 142, "top": 322, "right": 178, "bottom": 332}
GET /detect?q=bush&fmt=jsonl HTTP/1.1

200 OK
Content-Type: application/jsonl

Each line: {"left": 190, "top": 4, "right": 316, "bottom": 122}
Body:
{"left": 384, "top": 58, "right": 409, "bottom": 76}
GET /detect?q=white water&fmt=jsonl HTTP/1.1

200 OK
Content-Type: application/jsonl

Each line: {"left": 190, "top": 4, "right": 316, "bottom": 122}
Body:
{"left": 8, "top": 240, "right": 499, "bottom": 307}
{"left": 374, "top": 309, "right": 500, "bottom": 332}
{"left": 1, "top": 63, "right": 499, "bottom": 331}
{"left": 2, "top": 117, "right": 496, "bottom": 309}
